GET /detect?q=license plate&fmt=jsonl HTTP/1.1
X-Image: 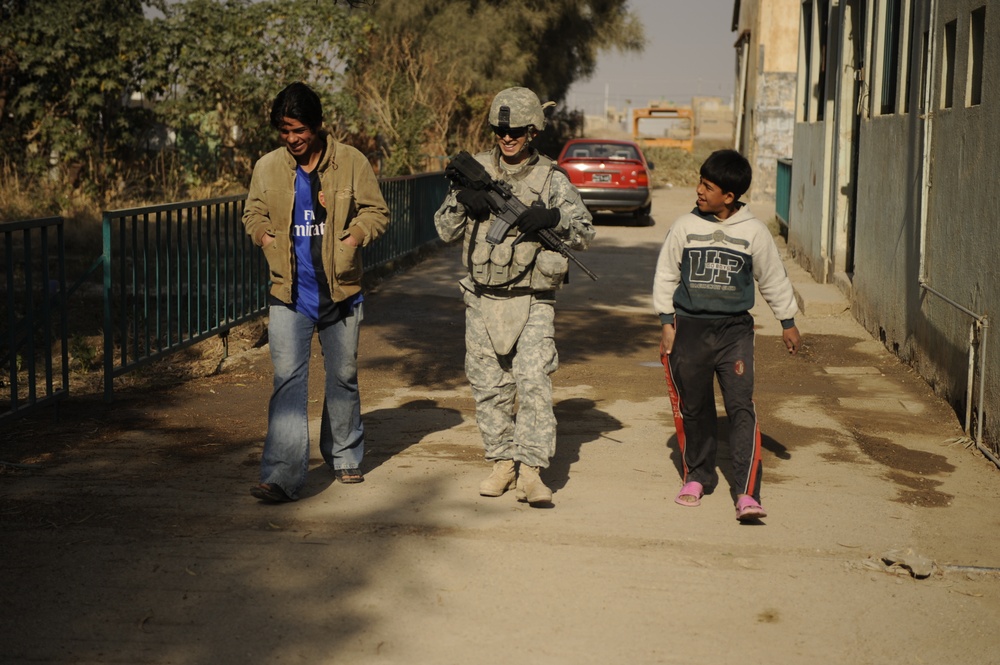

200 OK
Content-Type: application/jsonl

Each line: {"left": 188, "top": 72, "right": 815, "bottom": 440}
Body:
{"left": 592, "top": 173, "right": 612, "bottom": 183}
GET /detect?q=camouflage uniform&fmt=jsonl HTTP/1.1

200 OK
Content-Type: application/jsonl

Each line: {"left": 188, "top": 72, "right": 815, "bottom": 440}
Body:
{"left": 435, "top": 146, "right": 594, "bottom": 468}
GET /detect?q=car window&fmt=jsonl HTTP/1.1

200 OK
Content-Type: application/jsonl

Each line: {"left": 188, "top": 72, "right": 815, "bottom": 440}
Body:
{"left": 566, "top": 143, "right": 640, "bottom": 160}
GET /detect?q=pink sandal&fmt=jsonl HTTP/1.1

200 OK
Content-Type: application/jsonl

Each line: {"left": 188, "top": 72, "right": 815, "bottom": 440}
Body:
{"left": 674, "top": 481, "right": 703, "bottom": 507}
{"left": 735, "top": 495, "right": 767, "bottom": 521}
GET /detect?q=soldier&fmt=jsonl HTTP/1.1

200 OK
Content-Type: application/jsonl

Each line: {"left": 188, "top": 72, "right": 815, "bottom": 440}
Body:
{"left": 434, "top": 87, "right": 595, "bottom": 505}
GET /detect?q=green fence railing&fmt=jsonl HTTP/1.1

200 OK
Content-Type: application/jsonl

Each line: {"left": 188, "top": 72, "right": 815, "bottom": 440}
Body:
{"left": 101, "top": 195, "right": 264, "bottom": 401}
{"left": 4, "top": 171, "right": 450, "bottom": 417}
{"left": 101, "top": 171, "right": 449, "bottom": 401}
{"left": 1, "top": 216, "right": 69, "bottom": 422}
{"left": 366, "top": 171, "right": 449, "bottom": 269}
{"left": 776, "top": 158, "right": 792, "bottom": 232}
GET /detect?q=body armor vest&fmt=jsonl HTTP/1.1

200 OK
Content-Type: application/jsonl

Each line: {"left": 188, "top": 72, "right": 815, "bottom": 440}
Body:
{"left": 463, "top": 150, "right": 568, "bottom": 292}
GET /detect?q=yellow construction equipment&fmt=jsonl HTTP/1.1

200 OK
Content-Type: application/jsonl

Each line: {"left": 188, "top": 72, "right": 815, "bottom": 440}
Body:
{"left": 631, "top": 106, "right": 694, "bottom": 153}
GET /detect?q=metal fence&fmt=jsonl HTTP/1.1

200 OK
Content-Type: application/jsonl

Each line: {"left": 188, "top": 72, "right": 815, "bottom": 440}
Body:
{"left": 367, "top": 171, "right": 449, "bottom": 269}
{"left": 776, "top": 158, "right": 792, "bottom": 232}
{"left": 4, "top": 171, "right": 449, "bottom": 416}
{"left": 1, "top": 217, "right": 69, "bottom": 422}
{"left": 101, "top": 195, "right": 267, "bottom": 401}
{"left": 100, "top": 172, "right": 449, "bottom": 400}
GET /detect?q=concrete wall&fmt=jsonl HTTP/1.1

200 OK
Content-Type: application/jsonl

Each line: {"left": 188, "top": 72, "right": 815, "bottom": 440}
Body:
{"left": 916, "top": 0, "right": 1000, "bottom": 442}
{"left": 734, "top": 0, "right": 800, "bottom": 207}
{"left": 751, "top": 70, "right": 796, "bottom": 205}
{"left": 786, "top": 121, "right": 827, "bottom": 281}
{"left": 789, "top": 0, "right": 1000, "bottom": 453}
{"left": 851, "top": 115, "right": 924, "bottom": 363}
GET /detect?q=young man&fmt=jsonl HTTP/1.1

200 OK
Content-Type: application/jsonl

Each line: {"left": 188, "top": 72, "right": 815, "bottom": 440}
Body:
{"left": 653, "top": 149, "right": 800, "bottom": 521}
{"left": 434, "top": 87, "right": 595, "bottom": 505}
{"left": 243, "top": 82, "right": 390, "bottom": 502}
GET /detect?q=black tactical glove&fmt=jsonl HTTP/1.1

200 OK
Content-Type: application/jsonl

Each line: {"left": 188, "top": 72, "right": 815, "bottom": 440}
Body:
{"left": 515, "top": 206, "right": 560, "bottom": 234}
{"left": 455, "top": 188, "right": 494, "bottom": 219}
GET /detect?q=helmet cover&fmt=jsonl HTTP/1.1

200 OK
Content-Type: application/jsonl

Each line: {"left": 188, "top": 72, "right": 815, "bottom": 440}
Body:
{"left": 489, "top": 87, "right": 546, "bottom": 130}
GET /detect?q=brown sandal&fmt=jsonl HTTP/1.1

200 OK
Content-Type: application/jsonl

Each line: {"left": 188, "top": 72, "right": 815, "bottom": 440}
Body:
{"left": 250, "top": 483, "right": 293, "bottom": 503}
{"left": 334, "top": 468, "right": 364, "bottom": 484}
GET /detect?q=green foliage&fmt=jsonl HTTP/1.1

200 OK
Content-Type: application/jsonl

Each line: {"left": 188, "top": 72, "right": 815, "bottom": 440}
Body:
{"left": 0, "top": 0, "right": 646, "bottom": 203}
{"left": 533, "top": 107, "right": 585, "bottom": 160}
{"left": 70, "top": 334, "right": 100, "bottom": 373}
{"left": 0, "top": 0, "right": 149, "bottom": 189}
{"left": 139, "top": 0, "right": 373, "bottom": 185}
{"left": 0, "top": 0, "right": 371, "bottom": 199}
{"left": 344, "top": 0, "right": 645, "bottom": 175}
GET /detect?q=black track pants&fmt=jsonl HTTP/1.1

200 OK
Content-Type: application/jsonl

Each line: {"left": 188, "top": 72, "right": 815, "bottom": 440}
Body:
{"left": 664, "top": 314, "right": 763, "bottom": 501}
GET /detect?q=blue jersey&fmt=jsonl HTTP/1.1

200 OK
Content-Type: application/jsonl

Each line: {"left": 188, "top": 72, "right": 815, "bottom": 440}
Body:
{"left": 291, "top": 166, "right": 326, "bottom": 321}
{"left": 286, "top": 166, "right": 362, "bottom": 323}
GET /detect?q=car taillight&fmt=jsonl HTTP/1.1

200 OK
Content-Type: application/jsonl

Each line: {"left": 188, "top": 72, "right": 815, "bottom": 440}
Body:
{"left": 631, "top": 169, "right": 649, "bottom": 187}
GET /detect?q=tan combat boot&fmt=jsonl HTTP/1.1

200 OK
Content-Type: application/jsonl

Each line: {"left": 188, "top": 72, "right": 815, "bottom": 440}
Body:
{"left": 515, "top": 464, "right": 553, "bottom": 505}
{"left": 479, "top": 459, "right": 516, "bottom": 497}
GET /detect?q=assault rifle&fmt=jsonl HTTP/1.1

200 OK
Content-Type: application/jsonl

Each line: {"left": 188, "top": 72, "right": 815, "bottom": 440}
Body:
{"left": 444, "top": 151, "right": 598, "bottom": 281}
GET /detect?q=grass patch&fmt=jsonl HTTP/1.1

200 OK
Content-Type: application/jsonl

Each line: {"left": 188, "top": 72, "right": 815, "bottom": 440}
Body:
{"left": 644, "top": 137, "right": 733, "bottom": 189}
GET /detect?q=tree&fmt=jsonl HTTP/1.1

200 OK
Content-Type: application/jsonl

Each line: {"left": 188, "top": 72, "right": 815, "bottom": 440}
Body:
{"left": 342, "top": 0, "right": 644, "bottom": 175}
{"left": 140, "top": 0, "right": 373, "bottom": 186}
{"left": 0, "top": 0, "right": 373, "bottom": 197}
{"left": 0, "top": 0, "right": 154, "bottom": 192}
{"left": 0, "top": 0, "right": 643, "bottom": 200}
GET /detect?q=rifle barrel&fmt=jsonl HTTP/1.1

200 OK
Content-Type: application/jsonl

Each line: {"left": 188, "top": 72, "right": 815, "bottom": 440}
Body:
{"left": 538, "top": 228, "right": 598, "bottom": 281}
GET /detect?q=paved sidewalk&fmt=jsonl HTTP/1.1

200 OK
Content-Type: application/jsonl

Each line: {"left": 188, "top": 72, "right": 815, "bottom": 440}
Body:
{"left": 2, "top": 185, "right": 999, "bottom": 664}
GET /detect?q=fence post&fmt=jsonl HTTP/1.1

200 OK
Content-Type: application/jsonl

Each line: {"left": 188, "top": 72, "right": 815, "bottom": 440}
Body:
{"left": 102, "top": 211, "right": 114, "bottom": 402}
{"left": 1, "top": 216, "right": 70, "bottom": 422}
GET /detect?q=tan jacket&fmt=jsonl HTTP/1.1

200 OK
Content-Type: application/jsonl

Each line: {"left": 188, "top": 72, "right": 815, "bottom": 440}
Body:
{"left": 242, "top": 134, "right": 390, "bottom": 303}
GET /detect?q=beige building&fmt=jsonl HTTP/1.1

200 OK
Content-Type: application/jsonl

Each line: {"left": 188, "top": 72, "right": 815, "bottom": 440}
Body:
{"left": 731, "top": 0, "right": 800, "bottom": 210}
{"left": 692, "top": 96, "right": 735, "bottom": 138}
{"left": 785, "top": 0, "right": 999, "bottom": 464}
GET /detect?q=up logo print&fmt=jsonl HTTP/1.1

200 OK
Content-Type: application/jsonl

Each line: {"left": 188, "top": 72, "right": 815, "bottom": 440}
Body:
{"left": 687, "top": 248, "right": 746, "bottom": 285}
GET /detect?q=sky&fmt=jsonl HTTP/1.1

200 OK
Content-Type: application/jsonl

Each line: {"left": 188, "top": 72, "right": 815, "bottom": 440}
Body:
{"left": 565, "top": 0, "right": 738, "bottom": 116}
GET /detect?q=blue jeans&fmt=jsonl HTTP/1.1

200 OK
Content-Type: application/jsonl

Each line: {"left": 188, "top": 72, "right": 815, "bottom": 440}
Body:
{"left": 260, "top": 303, "right": 365, "bottom": 498}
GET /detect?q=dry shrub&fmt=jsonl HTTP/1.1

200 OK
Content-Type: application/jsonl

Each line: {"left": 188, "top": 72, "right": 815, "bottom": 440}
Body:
{"left": 645, "top": 138, "right": 734, "bottom": 189}
{"left": 0, "top": 161, "right": 60, "bottom": 221}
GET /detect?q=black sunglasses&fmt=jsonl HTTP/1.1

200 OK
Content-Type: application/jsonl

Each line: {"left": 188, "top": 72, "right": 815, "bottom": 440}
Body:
{"left": 491, "top": 125, "right": 528, "bottom": 139}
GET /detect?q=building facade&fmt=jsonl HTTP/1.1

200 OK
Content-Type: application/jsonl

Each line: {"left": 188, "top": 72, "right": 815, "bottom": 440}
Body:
{"left": 787, "top": 0, "right": 999, "bottom": 462}
{"left": 732, "top": 0, "right": 801, "bottom": 208}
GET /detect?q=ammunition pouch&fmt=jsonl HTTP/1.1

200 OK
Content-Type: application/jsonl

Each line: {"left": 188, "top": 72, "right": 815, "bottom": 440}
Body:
{"left": 469, "top": 237, "right": 565, "bottom": 290}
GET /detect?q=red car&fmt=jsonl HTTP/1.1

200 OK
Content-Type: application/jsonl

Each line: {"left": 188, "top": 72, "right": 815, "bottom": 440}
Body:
{"left": 557, "top": 138, "right": 654, "bottom": 221}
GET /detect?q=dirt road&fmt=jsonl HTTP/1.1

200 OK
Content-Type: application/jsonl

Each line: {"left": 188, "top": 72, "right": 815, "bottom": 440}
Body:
{"left": 3, "top": 185, "right": 999, "bottom": 664}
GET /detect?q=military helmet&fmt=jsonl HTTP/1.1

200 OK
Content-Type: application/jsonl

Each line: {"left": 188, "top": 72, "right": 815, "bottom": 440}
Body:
{"left": 489, "top": 87, "right": 547, "bottom": 130}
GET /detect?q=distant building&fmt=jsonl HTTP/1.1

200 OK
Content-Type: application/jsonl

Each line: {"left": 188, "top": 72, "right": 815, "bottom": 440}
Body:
{"left": 583, "top": 99, "right": 733, "bottom": 142}
{"left": 731, "top": 0, "right": 800, "bottom": 209}
{"left": 582, "top": 106, "right": 630, "bottom": 137}
{"left": 692, "top": 96, "right": 734, "bottom": 139}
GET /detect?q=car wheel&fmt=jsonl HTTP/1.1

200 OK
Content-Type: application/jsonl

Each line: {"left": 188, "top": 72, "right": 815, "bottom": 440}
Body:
{"left": 632, "top": 203, "right": 652, "bottom": 226}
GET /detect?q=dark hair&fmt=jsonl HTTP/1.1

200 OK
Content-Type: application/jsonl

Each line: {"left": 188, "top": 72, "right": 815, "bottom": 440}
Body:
{"left": 269, "top": 82, "right": 324, "bottom": 131}
{"left": 699, "top": 149, "right": 752, "bottom": 200}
